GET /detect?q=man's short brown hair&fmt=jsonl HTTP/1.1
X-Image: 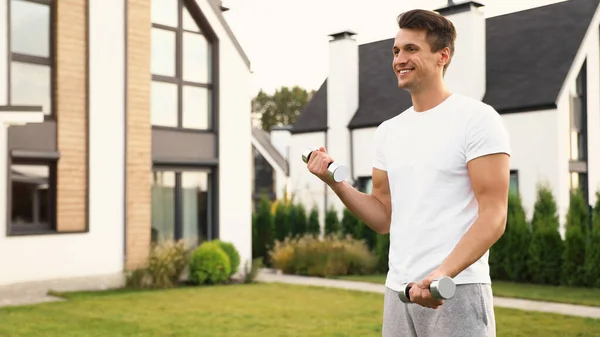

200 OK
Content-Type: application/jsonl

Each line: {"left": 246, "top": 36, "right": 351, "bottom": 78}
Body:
{"left": 396, "top": 9, "right": 457, "bottom": 74}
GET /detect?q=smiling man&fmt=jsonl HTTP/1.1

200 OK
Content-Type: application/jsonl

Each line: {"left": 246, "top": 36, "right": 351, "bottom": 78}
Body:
{"left": 305, "top": 8, "right": 511, "bottom": 337}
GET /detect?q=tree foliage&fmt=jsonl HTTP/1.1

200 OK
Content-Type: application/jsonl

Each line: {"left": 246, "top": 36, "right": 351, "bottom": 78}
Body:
{"left": 252, "top": 86, "right": 315, "bottom": 131}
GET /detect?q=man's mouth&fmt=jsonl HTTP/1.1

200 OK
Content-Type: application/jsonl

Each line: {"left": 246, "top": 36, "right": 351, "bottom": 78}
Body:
{"left": 398, "top": 68, "right": 414, "bottom": 76}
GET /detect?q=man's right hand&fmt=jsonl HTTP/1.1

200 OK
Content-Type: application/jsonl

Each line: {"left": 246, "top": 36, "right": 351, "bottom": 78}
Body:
{"left": 305, "top": 146, "right": 392, "bottom": 235}
{"left": 306, "top": 146, "right": 337, "bottom": 186}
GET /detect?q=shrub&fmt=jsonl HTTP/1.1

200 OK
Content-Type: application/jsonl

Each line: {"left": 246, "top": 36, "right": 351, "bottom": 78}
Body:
{"left": 585, "top": 192, "right": 600, "bottom": 287}
{"left": 269, "top": 234, "right": 377, "bottom": 277}
{"left": 531, "top": 183, "right": 560, "bottom": 232}
{"left": 527, "top": 184, "right": 563, "bottom": 285}
{"left": 254, "top": 195, "right": 274, "bottom": 264}
{"left": 274, "top": 202, "right": 291, "bottom": 242}
{"left": 504, "top": 193, "right": 531, "bottom": 283}
{"left": 325, "top": 206, "right": 341, "bottom": 236}
{"left": 359, "top": 220, "right": 378, "bottom": 252}
{"left": 125, "top": 239, "right": 190, "bottom": 289}
{"left": 561, "top": 189, "right": 589, "bottom": 286}
{"left": 585, "top": 225, "right": 600, "bottom": 287}
{"left": 341, "top": 208, "right": 359, "bottom": 237}
{"left": 561, "top": 223, "right": 586, "bottom": 286}
{"left": 375, "top": 233, "right": 390, "bottom": 273}
{"left": 290, "top": 203, "right": 308, "bottom": 237}
{"left": 527, "top": 224, "right": 563, "bottom": 285}
{"left": 212, "top": 240, "right": 241, "bottom": 277}
{"left": 243, "top": 258, "right": 264, "bottom": 284}
{"left": 189, "top": 241, "right": 231, "bottom": 285}
{"left": 566, "top": 188, "right": 590, "bottom": 235}
{"left": 306, "top": 205, "right": 321, "bottom": 237}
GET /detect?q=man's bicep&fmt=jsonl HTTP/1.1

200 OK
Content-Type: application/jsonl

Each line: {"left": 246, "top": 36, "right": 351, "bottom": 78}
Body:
{"left": 467, "top": 153, "right": 510, "bottom": 211}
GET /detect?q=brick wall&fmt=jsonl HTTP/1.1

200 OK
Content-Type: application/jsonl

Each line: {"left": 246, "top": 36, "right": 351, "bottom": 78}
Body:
{"left": 55, "top": 0, "right": 87, "bottom": 232}
{"left": 125, "top": 0, "right": 152, "bottom": 270}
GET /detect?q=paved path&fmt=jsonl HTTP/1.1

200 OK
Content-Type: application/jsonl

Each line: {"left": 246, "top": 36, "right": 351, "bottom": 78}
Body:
{"left": 256, "top": 269, "right": 600, "bottom": 319}
{"left": 0, "top": 273, "right": 124, "bottom": 308}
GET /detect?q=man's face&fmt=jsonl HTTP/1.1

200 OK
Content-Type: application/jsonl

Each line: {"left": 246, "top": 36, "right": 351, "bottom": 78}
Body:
{"left": 391, "top": 28, "right": 447, "bottom": 92}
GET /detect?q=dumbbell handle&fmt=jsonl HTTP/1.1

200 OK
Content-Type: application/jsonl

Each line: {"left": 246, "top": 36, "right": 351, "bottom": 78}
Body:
{"left": 301, "top": 148, "right": 349, "bottom": 183}
{"left": 398, "top": 276, "right": 456, "bottom": 303}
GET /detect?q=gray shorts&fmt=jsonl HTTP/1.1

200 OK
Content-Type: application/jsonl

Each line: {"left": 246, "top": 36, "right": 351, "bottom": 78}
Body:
{"left": 382, "top": 283, "right": 496, "bottom": 337}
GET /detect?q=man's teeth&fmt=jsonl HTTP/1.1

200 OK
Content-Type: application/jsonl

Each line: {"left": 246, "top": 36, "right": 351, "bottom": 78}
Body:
{"left": 400, "top": 69, "right": 412, "bottom": 74}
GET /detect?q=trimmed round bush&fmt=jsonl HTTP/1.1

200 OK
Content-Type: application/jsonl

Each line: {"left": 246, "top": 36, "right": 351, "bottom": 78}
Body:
{"left": 188, "top": 241, "right": 231, "bottom": 285}
{"left": 212, "top": 240, "right": 240, "bottom": 277}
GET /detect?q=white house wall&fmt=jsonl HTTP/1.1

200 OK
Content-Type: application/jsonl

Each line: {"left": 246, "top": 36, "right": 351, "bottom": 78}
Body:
{"left": 194, "top": 0, "right": 252, "bottom": 270}
{"left": 501, "top": 110, "right": 561, "bottom": 223}
{"left": 289, "top": 132, "right": 327, "bottom": 229}
{"left": 0, "top": 0, "right": 126, "bottom": 286}
{"left": 351, "top": 127, "right": 377, "bottom": 178}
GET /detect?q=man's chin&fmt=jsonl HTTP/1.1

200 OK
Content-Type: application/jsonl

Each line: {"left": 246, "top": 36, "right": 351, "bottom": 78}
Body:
{"left": 397, "top": 80, "right": 411, "bottom": 90}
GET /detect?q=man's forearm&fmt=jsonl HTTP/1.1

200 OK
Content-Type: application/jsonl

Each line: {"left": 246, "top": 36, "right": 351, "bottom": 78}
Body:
{"left": 437, "top": 206, "right": 507, "bottom": 278}
{"left": 329, "top": 181, "right": 391, "bottom": 234}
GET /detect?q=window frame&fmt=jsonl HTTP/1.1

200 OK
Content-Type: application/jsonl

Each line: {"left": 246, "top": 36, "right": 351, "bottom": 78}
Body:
{"left": 8, "top": 0, "right": 55, "bottom": 120}
{"left": 6, "top": 0, "right": 58, "bottom": 237}
{"left": 150, "top": 0, "right": 215, "bottom": 132}
{"left": 509, "top": 169, "right": 519, "bottom": 197}
{"left": 151, "top": 166, "right": 218, "bottom": 246}
{"left": 355, "top": 176, "right": 373, "bottom": 194}
{"left": 7, "top": 157, "right": 57, "bottom": 236}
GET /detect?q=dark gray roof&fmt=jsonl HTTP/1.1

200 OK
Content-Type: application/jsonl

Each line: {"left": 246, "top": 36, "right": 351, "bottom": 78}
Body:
{"left": 292, "top": 0, "right": 599, "bottom": 134}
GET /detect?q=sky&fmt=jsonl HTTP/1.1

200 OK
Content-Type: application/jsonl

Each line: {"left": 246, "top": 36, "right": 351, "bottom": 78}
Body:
{"left": 221, "top": 0, "right": 567, "bottom": 96}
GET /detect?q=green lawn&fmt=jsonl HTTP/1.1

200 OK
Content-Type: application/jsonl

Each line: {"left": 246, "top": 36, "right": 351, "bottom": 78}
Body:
{"left": 1, "top": 283, "right": 600, "bottom": 336}
{"left": 335, "top": 274, "right": 600, "bottom": 307}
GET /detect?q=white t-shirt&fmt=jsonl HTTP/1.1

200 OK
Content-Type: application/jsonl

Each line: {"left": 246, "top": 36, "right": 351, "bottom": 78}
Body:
{"left": 372, "top": 93, "right": 511, "bottom": 291}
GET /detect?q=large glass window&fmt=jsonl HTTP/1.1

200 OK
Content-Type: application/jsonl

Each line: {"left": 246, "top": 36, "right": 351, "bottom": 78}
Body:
{"left": 10, "top": 161, "right": 56, "bottom": 234}
{"left": 509, "top": 170, "right": 519, "bottom": 197}
{"left": 7, "top": 0, "right": 57, "bottom": 236}
{"left": 569, "top": 60, "right": 589, "bottom": 206}
{"left": 9, "top": 0, "right": 53, "bottom": 116}
{"left": 150, "top": 0, "right": 212, "bottom": 130}
{"left": 151, "top": 169, "right": 212, "bottom": 246}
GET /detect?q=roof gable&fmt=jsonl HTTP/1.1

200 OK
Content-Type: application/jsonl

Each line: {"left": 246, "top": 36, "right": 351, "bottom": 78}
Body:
{"left": 292, "top": 0, "right": 599, "bottom": 134}
{"left": 482, "top": 0, "right": 598, "bottom": 113}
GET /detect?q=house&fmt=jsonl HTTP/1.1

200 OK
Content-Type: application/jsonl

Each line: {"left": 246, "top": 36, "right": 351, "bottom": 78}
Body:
{"left": 0, "top": 0, "right": 252, "bottom": 287}
{"left": 267, "top": 0, "right": 600, "bottom": 234}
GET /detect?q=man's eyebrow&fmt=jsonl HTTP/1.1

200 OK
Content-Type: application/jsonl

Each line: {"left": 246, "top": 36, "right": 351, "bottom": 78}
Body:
{"left": 393, "top": 43, "right": 419, "bottom": 50}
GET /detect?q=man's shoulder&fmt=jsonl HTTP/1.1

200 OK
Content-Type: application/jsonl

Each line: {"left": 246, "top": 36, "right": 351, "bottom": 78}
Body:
{"left": 377, "top": 106, "right": 414, "bottom": 128}
{"left": 450, "top": 93, "right": 497, "bottom": 113}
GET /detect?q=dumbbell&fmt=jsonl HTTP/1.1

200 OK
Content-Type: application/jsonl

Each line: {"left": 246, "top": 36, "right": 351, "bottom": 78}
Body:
{"left": 398, "top": 276, "right": 456, "bottom": 303}
{"left": 301, "top": 148, "right": 349, "bottom": 183}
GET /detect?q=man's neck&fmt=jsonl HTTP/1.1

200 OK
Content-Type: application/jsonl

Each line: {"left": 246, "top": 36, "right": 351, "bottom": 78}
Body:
{"left": 410, "top": 81, "right": 453, "bottom": 112}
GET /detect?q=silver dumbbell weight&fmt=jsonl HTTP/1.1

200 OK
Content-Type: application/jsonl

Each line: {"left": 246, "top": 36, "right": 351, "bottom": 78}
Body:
{"left": 398, "top": 276, "right": 456, "bottom": 303}
{"left": 301, "top": 148, "right": 349, "bottom": 183}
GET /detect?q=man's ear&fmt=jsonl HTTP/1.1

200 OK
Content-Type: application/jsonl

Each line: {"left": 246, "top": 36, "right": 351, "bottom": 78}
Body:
{"left": 439, "top": 47, "right": 451, "bottom": 68}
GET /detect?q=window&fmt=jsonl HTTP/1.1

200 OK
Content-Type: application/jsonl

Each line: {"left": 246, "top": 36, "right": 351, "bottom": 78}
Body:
{"left": 570, "top": 62, "right": 587, "bottom": 162}
{"left": 9, "top": 160, "right": 56, "bottom": 234}
{"left": 9, "top": 0, "right": 54, "bottom": 116}
{"left": 7, "top": 0, "right": 57, "bottom": 236}
{"left": 569, "top": 60, "right": 589, "bottom": 206}
{"left": 509, "top": 170, "right": 519, "bottom": 197}
{"left": 151, "top": 0, "right": 213, "bottom": 130}
{"left": 151, "top": 170, "right": 212, "bottom": 246}
{"left": 356, "top": 176, "right": 373, "bottom": 195}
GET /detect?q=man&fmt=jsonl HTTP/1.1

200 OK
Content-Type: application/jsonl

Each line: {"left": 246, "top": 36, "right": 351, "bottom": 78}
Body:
{"left": 306, "top": 8, "right": 510, "bottom": 337}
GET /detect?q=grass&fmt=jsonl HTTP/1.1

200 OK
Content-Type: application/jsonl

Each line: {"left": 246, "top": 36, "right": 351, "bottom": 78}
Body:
{"left": 1, "top": 282, "right": 600, "bottom": 336}
{"left": 335, "top": 274, "right": 600, "bottom": 308}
